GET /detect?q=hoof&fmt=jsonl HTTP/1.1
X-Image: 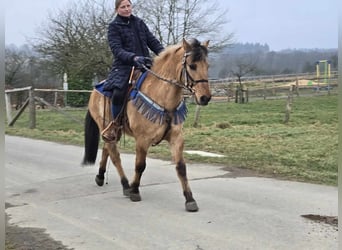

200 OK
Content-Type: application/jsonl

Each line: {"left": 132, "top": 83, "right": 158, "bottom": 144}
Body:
{"left": 130, "top": 192, "right": 141, "bottom": 202}
{"left": 123, "top": 188, "right": 131, "bottom": 197}
{"left": 185, "top": 201, "right": 199, "bottom": 212}
{"left": 95, "top": 175, "right": 104, "bottom": 186}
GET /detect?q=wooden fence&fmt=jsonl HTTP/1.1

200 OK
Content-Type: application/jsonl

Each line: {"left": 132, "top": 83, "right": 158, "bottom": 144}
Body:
{"left": 209, "top": 71, "right": 339, "bottom": 85}
{"left": 5, "top": 86, "right": 91, "bottom": 128}
{"left": 5, "top": 71, "right": 338, "bottom": 128}
{"left": 210, "top": 72, "right": 338, "bottom": 103}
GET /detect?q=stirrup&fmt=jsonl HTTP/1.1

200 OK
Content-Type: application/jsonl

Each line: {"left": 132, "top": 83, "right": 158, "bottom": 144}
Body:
{"left": 101, "top": 121, "right": 121, "bottom": 143}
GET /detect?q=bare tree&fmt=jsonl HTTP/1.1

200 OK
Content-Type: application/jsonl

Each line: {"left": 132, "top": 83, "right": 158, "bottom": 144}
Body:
{"left": 231, "top": 58, "right": 257, "bottom": 87}
{"left": 6, "top": 44, "right": 64, "bottom": 88}
{"left": 230, "top": 57, "right": 258, "bottom": 103}
{"left": 5, "top": 46, "right": 30, "bottom": 87}
{"left": 31, "top": 0, "right": 233, "bottom": 92}
{"left": 134, "top": 0, "right": 234, "bottom": 49}
{"left": 33, "top": 0, "right": 115, "bottom": 81}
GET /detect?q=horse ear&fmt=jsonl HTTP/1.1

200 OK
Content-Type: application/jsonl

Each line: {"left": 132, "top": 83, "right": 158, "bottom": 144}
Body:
{"left": 202, "top": 40, "right": 210, "bottom": 48}
{"left": 182, "top": 38, "right": 192, "bottom": 52}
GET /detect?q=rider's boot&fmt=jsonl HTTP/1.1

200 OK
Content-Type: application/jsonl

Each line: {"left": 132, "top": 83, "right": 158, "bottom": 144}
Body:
{"left": 101, "top": 120, "right": 122, "bottom": 143}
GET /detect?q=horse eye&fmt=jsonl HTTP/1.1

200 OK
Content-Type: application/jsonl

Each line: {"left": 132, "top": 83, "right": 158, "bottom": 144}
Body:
{"left": 189, "top": 64, "right": 197, "bottom": 70}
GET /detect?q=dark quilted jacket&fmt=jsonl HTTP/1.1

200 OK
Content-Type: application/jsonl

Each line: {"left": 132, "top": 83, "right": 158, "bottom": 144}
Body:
{"left": 103, "top": 15, "right": 164, "bottom": 91}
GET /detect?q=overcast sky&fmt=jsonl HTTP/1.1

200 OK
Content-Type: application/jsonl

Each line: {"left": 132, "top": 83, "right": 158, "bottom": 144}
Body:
{"left": 5, "top": 0, "right": 339, "bottom": 51}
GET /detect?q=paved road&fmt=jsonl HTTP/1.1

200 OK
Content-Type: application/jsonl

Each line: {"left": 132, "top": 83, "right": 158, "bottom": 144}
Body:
{"left": 5, "top": 136, "right": 337, "bottom": 250}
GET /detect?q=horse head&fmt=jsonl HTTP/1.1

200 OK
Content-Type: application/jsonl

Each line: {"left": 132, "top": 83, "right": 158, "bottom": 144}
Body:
{"left": 181, "top": 38, "right": 212, "bottom": 106}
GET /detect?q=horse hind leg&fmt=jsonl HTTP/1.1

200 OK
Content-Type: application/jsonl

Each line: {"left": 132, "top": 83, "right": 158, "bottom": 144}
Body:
{"left": 105, "top": 143, "right": 131, "bottom": 196}
{"left": 95, "top": 146, "right": 109, "bottom": 186}
{"left": 95, "top": 144, "right": 130, "bottom": 196}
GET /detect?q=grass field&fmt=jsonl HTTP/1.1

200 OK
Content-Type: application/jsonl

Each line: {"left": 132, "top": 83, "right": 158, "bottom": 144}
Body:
{"left": 5, "top": 94, "right": 337, "bottom": 185}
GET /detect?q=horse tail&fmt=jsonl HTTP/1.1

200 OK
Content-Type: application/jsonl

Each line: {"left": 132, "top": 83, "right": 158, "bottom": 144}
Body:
{"left": 82, "top": 110, "right": 99, "bottom": 165}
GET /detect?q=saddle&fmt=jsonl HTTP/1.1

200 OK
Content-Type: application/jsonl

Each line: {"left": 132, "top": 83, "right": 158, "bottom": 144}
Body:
{"left": 96, "top": 69, "right": 144, "bottom": 142}
{"left": 94, "top": 69, "right": 143, "bottom": 99}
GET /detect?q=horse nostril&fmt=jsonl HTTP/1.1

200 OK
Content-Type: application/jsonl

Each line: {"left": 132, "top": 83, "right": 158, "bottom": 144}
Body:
{"left": 200, "top": 95, "right": 211, "bottom": 105}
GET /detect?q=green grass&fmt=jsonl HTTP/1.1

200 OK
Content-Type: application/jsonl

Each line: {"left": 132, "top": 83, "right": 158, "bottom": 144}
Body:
{"left": 5, "top": 95, "right": 338, "bottom": 185}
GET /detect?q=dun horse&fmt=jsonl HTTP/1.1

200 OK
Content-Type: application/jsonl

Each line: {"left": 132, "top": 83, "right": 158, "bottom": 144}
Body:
{"left": 82, "top": 38, "right": 211, "bottom": 212}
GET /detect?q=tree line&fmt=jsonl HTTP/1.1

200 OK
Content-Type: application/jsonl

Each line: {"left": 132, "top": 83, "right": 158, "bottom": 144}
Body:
{"left": 5, "top": 0, "right": 338, "bottom": 106}
{"left": 210, "top": 43, "right": 338, "bottom": 79}
{"left": 5, "top": 0, "right": 232, "bottom": 106}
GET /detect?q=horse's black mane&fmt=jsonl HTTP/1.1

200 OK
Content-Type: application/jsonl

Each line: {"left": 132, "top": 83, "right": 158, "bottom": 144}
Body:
{"left": 188, "top": 38, "right": 208, "bottom": 62}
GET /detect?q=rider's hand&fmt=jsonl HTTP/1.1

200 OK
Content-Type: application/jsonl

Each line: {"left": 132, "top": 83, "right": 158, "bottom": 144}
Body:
{"left": 144, "top": 57, "right": 152, "bottom": 68}
{"left": 133, "top": 56, "right": 152, "bottom": 68}
{"left": 133, "top": 56, "right": 145, "bottom": 67}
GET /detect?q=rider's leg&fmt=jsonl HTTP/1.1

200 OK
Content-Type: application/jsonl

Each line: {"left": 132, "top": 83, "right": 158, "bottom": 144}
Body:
{"left": 101, "top": 86, "right": 127, "bottom": 142}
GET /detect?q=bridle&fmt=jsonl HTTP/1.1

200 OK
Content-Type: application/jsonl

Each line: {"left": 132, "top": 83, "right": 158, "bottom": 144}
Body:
{"left": 180, "top": 52, "right": 209, "bottom": 92}
{"left": 141, "top": 51, "right": 208, "bottom": 93}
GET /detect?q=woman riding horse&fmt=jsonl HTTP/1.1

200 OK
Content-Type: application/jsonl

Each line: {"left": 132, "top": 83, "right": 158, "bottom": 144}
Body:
{"left": 102, "top": 0, "right": 164, "bottom": 142}
{"left": 83, "top": 38, "right": 211, "bottom": 212}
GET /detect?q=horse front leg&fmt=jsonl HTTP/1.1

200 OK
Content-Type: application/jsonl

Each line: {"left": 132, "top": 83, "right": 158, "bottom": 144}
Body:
{"left": 176, "top": 159, "right": 199, "bottom": 212}
{"left": 171, "top": 137, "right": 199, "bottom": 212}
{"left": 129, "top": 143, "right": 147, "bottom": 202}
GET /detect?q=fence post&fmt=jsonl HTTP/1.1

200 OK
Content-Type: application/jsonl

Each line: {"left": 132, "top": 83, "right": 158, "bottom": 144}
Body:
{"left": 63, "top": 73, "right": 68, "bottom": 107}
{"left": 284, "top": 85, "right": 294, "bottom": 124}
{"left": 5, "top": 92, "right": 12, "bottom": 124}
{"left": 193, "top": 105, "right": 201, "bottom": 127}
{"left": 263, "top": 82, "right": 266, "bottom": 100}
{"left": 295, "top": 78, "right": 300, "bottom": 96}
{"left": 235, "top": 87, "right": 238, "bottom": 103}
{"left": 29, "top": 87, "right": 36, "bottom": 129}
{"left": 54, "top": 91, "right": 58, "bottom": 106}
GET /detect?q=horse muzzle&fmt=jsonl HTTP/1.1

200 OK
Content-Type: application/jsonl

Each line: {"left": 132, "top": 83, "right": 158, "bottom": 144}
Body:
{"left": 197, "top": 95, "right": 211, "bottom": 106}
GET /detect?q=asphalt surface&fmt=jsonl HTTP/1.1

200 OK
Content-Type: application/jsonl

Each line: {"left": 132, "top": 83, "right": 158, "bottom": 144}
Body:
{"left": 5, "top": 136, "right": 338, "bottom": 250}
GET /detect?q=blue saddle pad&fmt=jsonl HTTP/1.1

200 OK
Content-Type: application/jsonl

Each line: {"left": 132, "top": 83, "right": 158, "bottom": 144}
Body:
{"left": 94, "top": 80, "right": 112, "bottom": 98}
{"left": 130, "top": 71, "right": 148, "bottom": 99}
{"left": 95, "top": 72, "right": 148, "bottom": 99}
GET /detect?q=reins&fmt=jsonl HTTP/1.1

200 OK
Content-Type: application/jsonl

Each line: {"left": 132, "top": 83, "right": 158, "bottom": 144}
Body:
{"left": 141, "top": 64, "right": 190, "bottom": 92}
{"left": 141, "top": 51, "right": 208, "bottom": 94}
